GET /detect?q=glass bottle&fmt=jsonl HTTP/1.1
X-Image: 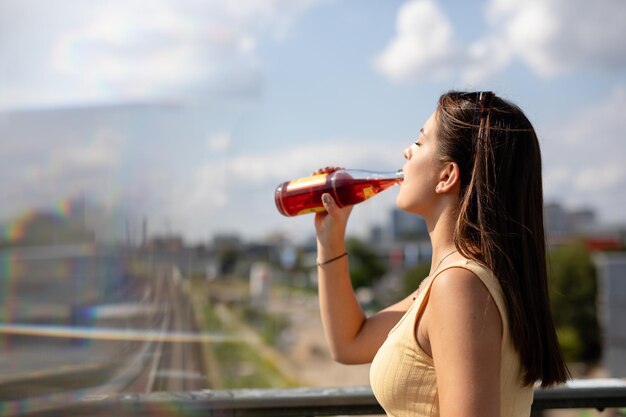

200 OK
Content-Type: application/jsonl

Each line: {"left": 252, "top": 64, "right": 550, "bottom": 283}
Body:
{"left": 275, "top": 169, "right": 404, "bottom": 217}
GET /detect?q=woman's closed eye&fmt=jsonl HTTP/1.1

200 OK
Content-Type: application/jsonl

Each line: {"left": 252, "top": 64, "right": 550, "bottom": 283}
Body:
{"left": 416, "top": 128, "right": 426, "bottom": 146}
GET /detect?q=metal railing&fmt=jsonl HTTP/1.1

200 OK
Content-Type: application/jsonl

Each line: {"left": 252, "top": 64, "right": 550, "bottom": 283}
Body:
{"left": 19, "top": 379, "right": 626, "bottom": 417}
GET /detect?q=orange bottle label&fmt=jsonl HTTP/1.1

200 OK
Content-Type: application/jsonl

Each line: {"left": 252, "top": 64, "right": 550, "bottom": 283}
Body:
{"left": 362, "top": 186, "right": 375, "bottom": 200}
{"left": 296, "top": 206, "right": 327, "bottom": 215}
{"left": 286, "top": 173, "right": 328, "bottom": 192}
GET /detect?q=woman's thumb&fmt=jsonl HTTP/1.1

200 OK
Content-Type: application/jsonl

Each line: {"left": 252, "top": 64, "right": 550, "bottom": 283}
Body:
{"left": 322, "top": 193, "right": 334, "bottom": 211}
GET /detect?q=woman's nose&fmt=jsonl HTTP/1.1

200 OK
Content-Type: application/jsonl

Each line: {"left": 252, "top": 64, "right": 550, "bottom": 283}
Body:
{"left": 403, "top": 147, "right": 411, "bottom": 160}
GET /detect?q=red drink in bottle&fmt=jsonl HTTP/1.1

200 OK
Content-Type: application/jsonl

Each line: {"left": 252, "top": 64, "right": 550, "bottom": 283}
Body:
{"left": 275, "top": 169, "right": 403, "bottom": 217}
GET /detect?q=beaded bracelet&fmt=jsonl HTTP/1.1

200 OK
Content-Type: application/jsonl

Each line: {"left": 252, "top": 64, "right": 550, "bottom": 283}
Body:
{"left": 317, "top": 251, "right": 348, "bottom": 266}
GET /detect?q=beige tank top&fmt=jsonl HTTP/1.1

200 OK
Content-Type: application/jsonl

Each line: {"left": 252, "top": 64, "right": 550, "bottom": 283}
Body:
{"left": 369, "top": 259, "right": 533, "bottom": 417}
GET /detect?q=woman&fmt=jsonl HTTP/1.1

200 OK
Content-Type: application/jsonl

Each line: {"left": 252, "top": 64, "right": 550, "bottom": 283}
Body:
{"left": 313, "top": 91, "right": 569, "bottom": 417}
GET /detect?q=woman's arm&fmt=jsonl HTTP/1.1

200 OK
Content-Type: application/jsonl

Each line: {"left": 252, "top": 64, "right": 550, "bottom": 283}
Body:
{"left": 425, "top": 268, "right": 502, "bottom": 417}
{"left": 315, "top": 191, "right": 414, "bottom": 364}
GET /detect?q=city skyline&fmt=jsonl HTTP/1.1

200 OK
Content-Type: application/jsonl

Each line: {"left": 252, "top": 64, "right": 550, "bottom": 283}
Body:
{"left": 1, "top": 193, "right": 620, "bottom": 248}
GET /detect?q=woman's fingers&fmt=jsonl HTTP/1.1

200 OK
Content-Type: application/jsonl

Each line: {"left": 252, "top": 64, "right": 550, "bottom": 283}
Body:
{"left": 319, "top": 193, "right": 353, "bottom": 223}
{"left": 311, "top": 166, "right": 344, "bottom": 175}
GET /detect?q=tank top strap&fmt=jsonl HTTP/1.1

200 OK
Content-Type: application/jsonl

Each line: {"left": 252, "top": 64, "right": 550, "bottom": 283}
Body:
{"left": 419, "top": 258, "right": 510, "bottom": 340}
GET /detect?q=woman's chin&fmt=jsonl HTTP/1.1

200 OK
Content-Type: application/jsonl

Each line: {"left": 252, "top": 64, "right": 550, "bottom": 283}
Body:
{"left": 395, "top": 196, "right": 423, "bottom": 216}
{"left": 395, "top": 196, "right": 408, "bottom": 211}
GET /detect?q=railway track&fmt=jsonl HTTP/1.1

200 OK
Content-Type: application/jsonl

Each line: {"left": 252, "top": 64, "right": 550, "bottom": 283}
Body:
{"left": 0, "top": 266, "right": 211, "bottom": 416}
{"left": 147, "top": 271, "right": 208, "bottom": 392}
{"left": 119, "top": 267, "right": 208, "bottom": 393}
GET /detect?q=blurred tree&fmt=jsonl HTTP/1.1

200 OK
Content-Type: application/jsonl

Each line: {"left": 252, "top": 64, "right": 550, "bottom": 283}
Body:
{"left": 548, "top": 241, "right": 601, "bottom": 363}
{"left": 217, "top": 246, "right": 240, "bottom": 276}
{"left": 403, "top": 261, "right": 432, "bottom": 295}
{"left": 345, "top": 237, "right": 386, "bottom": 289}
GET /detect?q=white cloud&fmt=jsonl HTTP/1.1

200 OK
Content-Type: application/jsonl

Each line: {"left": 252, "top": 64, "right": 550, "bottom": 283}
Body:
{"left": 0, "top": 122, "right": 127, "bottom": 218}
{"left": 0, "top": 0, "right": 323, "bottom": 110}
{"left": 50, "top": 6, "right": 209, "bottom": 97}
{"left": 374, "top": 0, "right": 626, "bottom": 84}
{"left": 543, "top": 166, "right": 569, "bottom": 194}
{"left": 488, "top": 0, "right": 626, "bottom": 76}
{"left": 206, "top": 131, "right": 232, "bottom": 152}
{"left": 541, "top": 85, "right": 626, "bottom": 222}
{"left": 462, "top": 36, "right": 513, "bottom": 85}
{"left": 574, "top": 164, "right": 624, "bottom": 193}
{"left": 53, "top": 129, "right": 125, "bottom": 170}
{"left": 373, "top": 0, "right": 462, "bottom": 82}
{"left": 193, "top": 139, "right": 403, "bottom": 205}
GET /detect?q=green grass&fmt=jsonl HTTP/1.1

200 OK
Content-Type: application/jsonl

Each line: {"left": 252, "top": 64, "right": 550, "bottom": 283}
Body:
{"left": 189, "top": 279, "right": 297, "bottom": 388}
{"left": 238, "top": 306, "right": 290, "bottom": 346}
{"left": 212, "top": 341, "right": 295, "bottom": 388}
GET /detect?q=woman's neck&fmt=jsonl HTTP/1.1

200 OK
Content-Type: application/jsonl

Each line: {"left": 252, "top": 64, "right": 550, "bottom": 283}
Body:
{"left": 426, "top": 205, "right": 459, "bottom": 267}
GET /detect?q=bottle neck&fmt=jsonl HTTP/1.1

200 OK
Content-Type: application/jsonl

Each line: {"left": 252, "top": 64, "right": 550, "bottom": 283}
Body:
{"left": 341, "top": 169, "right": 404, "bottom": 182}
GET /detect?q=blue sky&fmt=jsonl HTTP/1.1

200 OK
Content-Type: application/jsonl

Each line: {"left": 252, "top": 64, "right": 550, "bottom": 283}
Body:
{"left": 1, "top": 0, "right": 625, "bottom": 243}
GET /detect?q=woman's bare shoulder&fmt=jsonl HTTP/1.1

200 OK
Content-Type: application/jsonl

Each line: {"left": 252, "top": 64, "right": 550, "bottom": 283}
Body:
{"left": 428, "top": 266, "right": 501, "bottom": 329}
{"left": 431, "top": 265, "right": 489, "bottom": 294}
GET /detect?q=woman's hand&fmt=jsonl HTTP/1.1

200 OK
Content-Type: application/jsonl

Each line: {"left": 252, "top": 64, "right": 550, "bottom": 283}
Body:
{"left": 312, "top": 166, "right": 353, "bottom": 250}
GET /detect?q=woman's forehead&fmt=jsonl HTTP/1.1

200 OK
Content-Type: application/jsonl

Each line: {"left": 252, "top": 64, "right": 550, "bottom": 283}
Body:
{"left": 422, "top": 111, "right": 438, "bottom": 136}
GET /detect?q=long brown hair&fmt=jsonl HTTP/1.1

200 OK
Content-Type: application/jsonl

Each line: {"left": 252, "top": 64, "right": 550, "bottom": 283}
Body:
{"left": 437, "top": 91, "right": 569, "bottom": 387}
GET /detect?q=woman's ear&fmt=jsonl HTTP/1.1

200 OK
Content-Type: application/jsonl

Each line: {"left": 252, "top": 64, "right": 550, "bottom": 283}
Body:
{"left": 435, "top": 162, "right": 460, "bottom": 193}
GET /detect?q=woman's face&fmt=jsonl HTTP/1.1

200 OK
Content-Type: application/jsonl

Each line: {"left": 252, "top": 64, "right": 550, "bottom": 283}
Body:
{"left": 396, "top": 110, "right": 444, "bottom": 215}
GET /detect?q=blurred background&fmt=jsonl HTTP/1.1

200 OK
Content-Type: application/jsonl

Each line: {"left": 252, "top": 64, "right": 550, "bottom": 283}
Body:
{"left": 1, "top": 0, "right": 625, "bottom": 416}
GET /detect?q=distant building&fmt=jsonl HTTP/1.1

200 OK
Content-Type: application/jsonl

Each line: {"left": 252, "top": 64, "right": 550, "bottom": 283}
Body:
{"left": 594, "top": 252, "right": 626, "bottom": 377}
{"left": 544, "top": 202, "right": 625, "bottom": 250}
{"left": 382, "top": 209, "right": 432, "bottom": 270}
{"left": 544, "top": 202, "right": 574, "bottom": 244}
{"left": 212, "top": 233, "right": 242, "bottom": 248}
{"left": 391, "top": 208, "right": 428, "bottom": 241}
{"left": 570, "top": 208, "right": 597, "bottom": 231}
{"left": 368, "top": 224, "right": 384, "bottom": 244}
{"left": 143, "top": 236, "right": 184, "bottom": 252}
